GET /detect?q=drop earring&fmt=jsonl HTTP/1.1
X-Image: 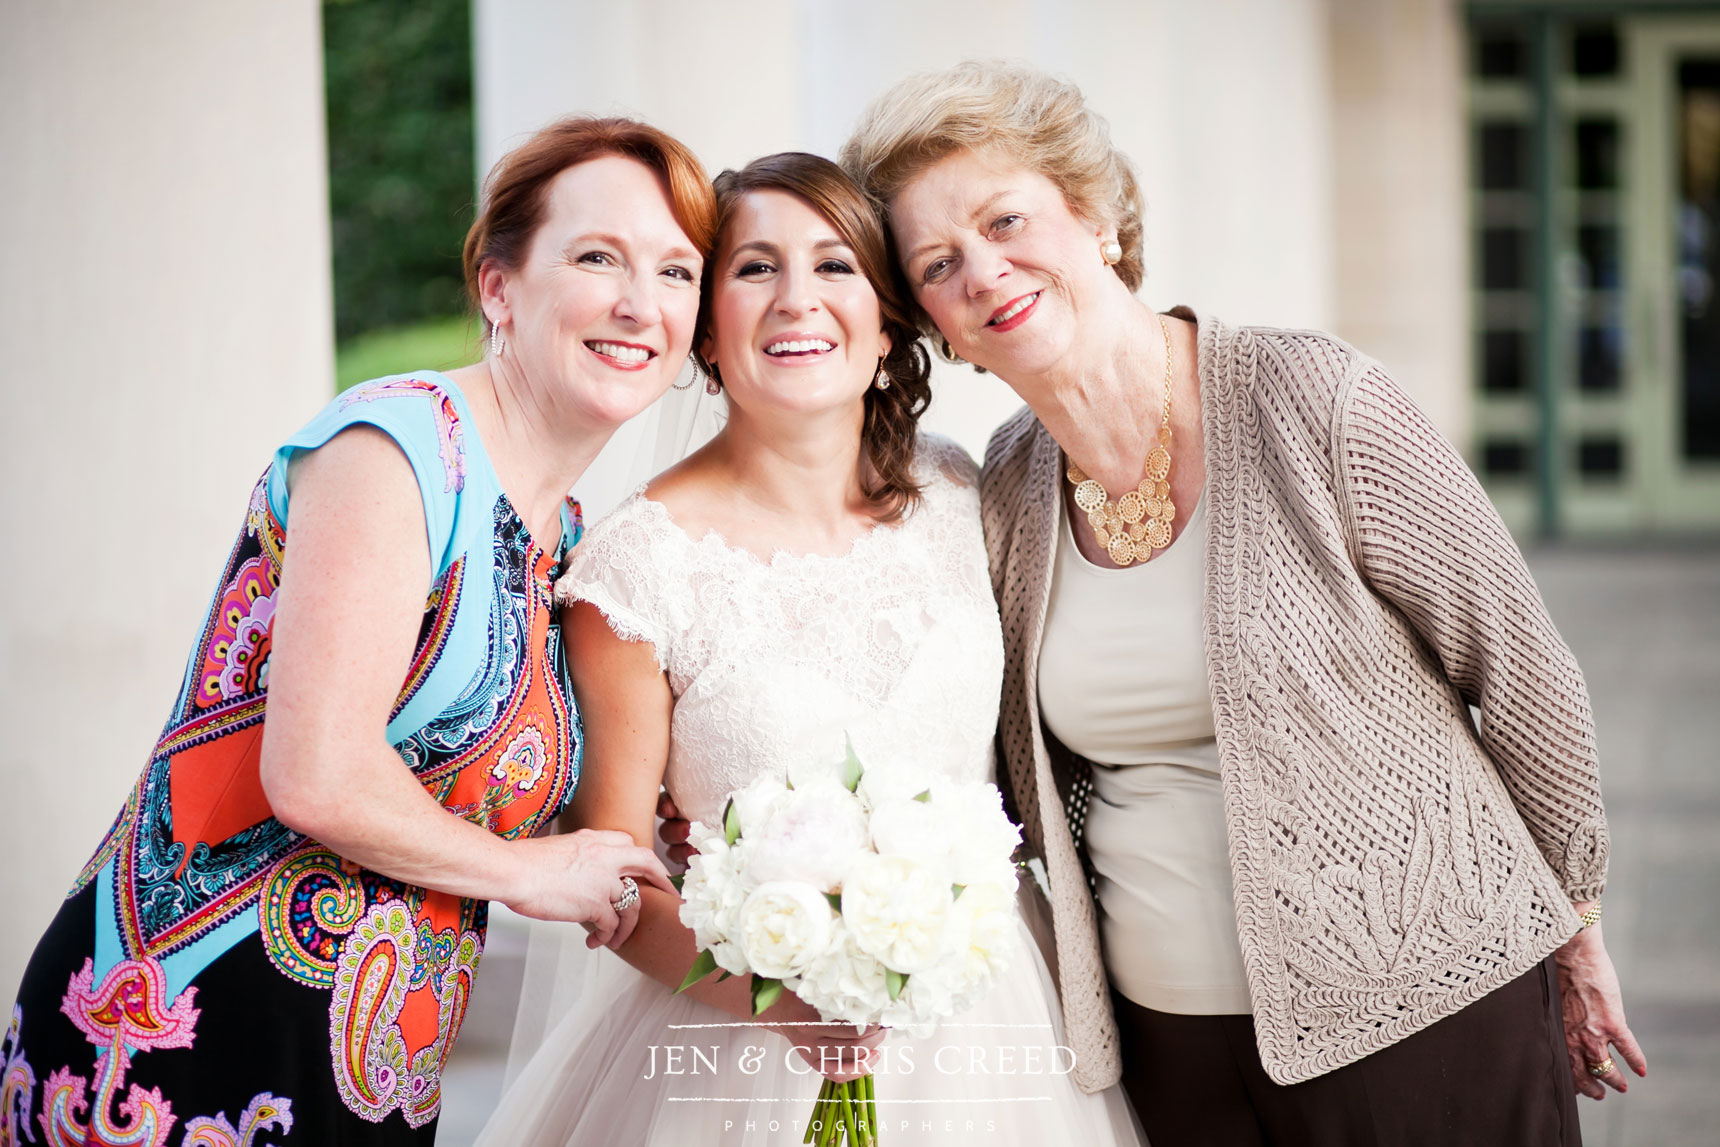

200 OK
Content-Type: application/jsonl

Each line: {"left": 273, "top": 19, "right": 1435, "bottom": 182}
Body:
{"left": 873, "top": 357, "right": 889, "bottom": 390}
{"left": 706, "top": 363, "right": 723, "bottom": 396}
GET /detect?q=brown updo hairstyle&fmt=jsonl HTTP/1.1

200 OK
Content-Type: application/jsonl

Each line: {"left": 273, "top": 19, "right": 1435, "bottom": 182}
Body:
{"left": 462, "top": 116, "right": 718, "bottom": 313}
{"left": 695, "top": 153, "right": 933, "bottom": 522}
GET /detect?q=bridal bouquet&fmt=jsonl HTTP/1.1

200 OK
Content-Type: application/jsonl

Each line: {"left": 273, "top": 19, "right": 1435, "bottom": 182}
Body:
{"left": 674, "top": 741, "right": 1023, "bottom": 1146}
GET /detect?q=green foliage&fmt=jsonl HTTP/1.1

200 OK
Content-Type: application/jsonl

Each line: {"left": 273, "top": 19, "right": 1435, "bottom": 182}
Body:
{"left": 323, "top": 0, "right": 474, "bottom": 344}
{"left": 334, "top": 314, "right": 479, "bottom": 392}
{"left": 675, "top": 949, "right": 718, "bottom": 995}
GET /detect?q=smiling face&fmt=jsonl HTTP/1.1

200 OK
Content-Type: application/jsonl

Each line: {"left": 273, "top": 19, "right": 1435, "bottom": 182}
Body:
{"left": 487, "top": 154, "right": 704, "bottom": 427}
{"left": 889, "top": 148, "right": 1115, "bottom": 379}
{"left": 701, "top": 189, "right": 890, "bottom": 420}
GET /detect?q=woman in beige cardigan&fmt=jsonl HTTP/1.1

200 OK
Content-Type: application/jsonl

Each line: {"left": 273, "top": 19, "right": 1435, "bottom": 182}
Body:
{"left": 832, "top": 60, "right": 1645, "bottom": 1145}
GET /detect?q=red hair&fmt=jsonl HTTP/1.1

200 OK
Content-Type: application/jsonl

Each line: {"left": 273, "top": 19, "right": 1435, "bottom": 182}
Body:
{"left": 462, "top": 116, "right": 717, "bottom": 305}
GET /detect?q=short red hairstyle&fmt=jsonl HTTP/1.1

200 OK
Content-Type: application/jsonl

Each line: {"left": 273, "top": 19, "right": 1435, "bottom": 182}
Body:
{"left": 462, "top": 116, "right": 717, "bottom": 306}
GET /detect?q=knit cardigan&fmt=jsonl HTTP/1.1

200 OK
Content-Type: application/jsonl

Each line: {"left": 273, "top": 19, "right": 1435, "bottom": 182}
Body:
{"left": 981, "top": 312, "right": 1608, "bottom": 1091}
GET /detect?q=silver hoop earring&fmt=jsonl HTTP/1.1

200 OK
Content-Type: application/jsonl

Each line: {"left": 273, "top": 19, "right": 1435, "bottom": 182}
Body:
{"left": 706, "top": 363, "right": 723, "bottom": 396}
{"left": 673, "top": 354, "right": 699, "bottom": 390}
{"left": 488, "top": 320, "right": 505, "bottom": 357}
{"left": 1100, "top": 240, "right": 1122, "bottom": 266}
{"left": 873, "top": 357, "right": 889, "bottom": 390}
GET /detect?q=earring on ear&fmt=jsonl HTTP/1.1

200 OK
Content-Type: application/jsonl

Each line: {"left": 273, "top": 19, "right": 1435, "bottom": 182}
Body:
{"left": 873, "top": 356, "right": 890, "bottom": 390}
{"left": 488, "top": 319, "right": 506, "bottom": 357}
{"left": 939, "top": 337, "right": 965, "bottom": 365}
{"left": 1100, "top": 240, "right": 1123, "bottom": 266}
{"left": 674, "top": 353, "right": 700, "bottom": 390}
{"left": 706, "top": 363, "right": 723, "bottom": 396}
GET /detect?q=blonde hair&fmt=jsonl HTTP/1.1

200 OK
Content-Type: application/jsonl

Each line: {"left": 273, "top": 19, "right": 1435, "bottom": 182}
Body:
{"left": 840, "top": 59, "right": 1145, "bottom": 294}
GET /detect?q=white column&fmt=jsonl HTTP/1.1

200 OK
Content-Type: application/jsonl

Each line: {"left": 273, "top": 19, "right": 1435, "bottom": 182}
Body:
{"left": 0, "top": 1, "right": 334, "bottom": 997}
{"left": 1328, "top": 0, "right": 1469, "bottom": 440}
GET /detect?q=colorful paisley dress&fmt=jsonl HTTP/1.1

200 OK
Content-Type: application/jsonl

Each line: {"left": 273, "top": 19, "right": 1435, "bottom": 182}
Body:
{"left": 2, "top": 372, "right": 582, "bottom": 1146}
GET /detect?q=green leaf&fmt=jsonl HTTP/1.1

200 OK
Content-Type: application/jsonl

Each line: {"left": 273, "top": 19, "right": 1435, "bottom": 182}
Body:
{"left": 952, "top": 883, "right": 966, "bottom": 900}
{"left": 842, "top": 734, "right": 863, "bottom": 792}
{"left": 715, "top": 970, "right": 732, "bottom": 983}
{"left": 675, "top": 948, "right": 718, "bottom": 994}
{"left": 825, "top": 891, "right": 843, "bottom": 914}
{"left": 885, "top": 968, "right": 907, "bottom": 1002}
{"left": 751, "top": 976, "right": 785, "bottom": 1015}
{"left": 724, "top": 797, "right": 741, "bottom": 846}
{"left": 669, "top": 873, "right": 685, "bottom": 893}
{"left": 913, "top": 789, "right": 932, "bottom": 803}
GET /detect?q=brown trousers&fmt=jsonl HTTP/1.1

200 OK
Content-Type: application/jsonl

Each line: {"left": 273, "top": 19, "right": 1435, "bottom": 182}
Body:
{"left": 1115, "top": 957, "right": 1581, "bottom": 1147}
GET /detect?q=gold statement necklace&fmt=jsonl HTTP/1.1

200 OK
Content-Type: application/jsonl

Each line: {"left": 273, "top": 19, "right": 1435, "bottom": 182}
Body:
{"left": 1065, "top": 313, "right": 1176, "bottom": 567}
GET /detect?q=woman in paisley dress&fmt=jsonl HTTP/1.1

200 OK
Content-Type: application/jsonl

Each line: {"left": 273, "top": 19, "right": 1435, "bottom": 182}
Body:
{"left": 472, "top": 153, "right": 1142, "bottom": 1146}
{"left": 0, "top": 116, "right": 709, "bottom": 1147}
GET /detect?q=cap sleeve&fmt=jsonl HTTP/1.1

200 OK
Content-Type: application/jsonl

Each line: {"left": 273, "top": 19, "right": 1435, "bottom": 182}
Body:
{"left": 554, "top": 494, "right": 691, "bottom": 672}
{"left": 269, "top": 374, "right": 469, "bottom": 575}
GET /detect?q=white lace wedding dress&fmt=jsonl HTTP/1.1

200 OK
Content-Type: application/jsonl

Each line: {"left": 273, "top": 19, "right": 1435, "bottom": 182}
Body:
{"left": 474, "top": 436, "right": 1143, "bottom": 1146}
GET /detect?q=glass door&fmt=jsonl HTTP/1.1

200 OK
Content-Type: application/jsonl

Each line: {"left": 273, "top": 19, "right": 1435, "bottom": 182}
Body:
{"left": 1467, "top": 10, "right": 1720, "bottom": 536}
{"left": 1632, "top": 18, "right": 1720, "bottom": 530}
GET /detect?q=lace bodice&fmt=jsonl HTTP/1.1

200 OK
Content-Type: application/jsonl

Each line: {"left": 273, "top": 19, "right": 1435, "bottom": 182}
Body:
{"left": 555, "top": 435, "right": 1004, "bottom": 825}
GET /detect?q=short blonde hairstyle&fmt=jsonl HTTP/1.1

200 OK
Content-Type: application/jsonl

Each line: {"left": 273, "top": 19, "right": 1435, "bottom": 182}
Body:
{"left": 840, "top": 60, "right": 1145, "bottom": 294}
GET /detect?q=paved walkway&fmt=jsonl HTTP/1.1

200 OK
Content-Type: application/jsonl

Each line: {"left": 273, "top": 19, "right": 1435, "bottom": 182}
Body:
{"left": 436, "top": 545, "right": 1720, "bottom": 1146}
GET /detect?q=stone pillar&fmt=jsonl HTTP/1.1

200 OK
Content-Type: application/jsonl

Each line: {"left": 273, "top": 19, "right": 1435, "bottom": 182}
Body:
{"left": 1328, "top": 0, "right": 1469, "bottom": 440}
{"left": 0, "top": 1, "right": 334, "bottom": 997}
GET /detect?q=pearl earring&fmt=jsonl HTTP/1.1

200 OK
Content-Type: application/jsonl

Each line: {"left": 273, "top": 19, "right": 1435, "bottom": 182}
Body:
{"left": 1100, "top": 240, "right": 1122, "bottom": 266}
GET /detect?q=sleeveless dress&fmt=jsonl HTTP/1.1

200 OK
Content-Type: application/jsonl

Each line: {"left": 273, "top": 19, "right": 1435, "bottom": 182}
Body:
{"left": 2, "top": 372, "right": 582, "bottom": 1146}
{"left": 475, "top": 436, "right": 1142, "bottom": 1147}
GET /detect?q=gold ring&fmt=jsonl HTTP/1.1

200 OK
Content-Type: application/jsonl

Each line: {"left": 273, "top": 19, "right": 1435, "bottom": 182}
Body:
{"left": 1586, "top": 1057, "right": 1615, "bottom": 1077}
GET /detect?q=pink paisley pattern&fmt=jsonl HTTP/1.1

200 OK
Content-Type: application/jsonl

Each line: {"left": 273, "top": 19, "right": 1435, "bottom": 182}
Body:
{"left": 39, "top": 958, "right": 196, "bottom": 1147}
{"left": 179, "top": 1093, "right": 294, "bottom": 1147}
{"left": 326, "top": 901, "right": 479, "bottom": 1129}
{"left": 33, "top": 960, "right": 293, "bottom": 1147}
{"left": 2, "top": 1005, "right": 35, "bottom": 1145}
{"left": 448, "top": 722, "right": 550, "bottom": 833}
{"left": 340, "top": 379, "right": 466, "bottom": 493}
{"left": 193, "top": 555, "right": 277, "bottom": 709}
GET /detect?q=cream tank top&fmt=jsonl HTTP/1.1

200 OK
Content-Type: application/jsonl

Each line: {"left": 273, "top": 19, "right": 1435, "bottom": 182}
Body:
{"left": 1037, "top": 490, "right": 1252, "bottom": 1014}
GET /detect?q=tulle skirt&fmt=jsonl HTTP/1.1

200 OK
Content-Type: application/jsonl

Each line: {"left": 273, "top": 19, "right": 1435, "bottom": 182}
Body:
{"left": 475, "top": 886, "right": 1144, "bottom": 1146}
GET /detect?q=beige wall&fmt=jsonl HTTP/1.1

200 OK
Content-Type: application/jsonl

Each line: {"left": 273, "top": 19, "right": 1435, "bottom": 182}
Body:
{"left": 475, "top": 0, "right": 1347, "bottom": 463}
{"left": 0, "top": 2, "right": 334, "bottom": 998}
{"left": 1328, "top": 0, "right": 1470, "bottom": 440}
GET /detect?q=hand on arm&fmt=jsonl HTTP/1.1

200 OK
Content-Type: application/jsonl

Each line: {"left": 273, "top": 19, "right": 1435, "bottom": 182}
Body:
{"left": 565, "top": 603, "right": 881, "bottom": 1079}
{"left": 258, "top": 426, "right": 670, "bottom": 947}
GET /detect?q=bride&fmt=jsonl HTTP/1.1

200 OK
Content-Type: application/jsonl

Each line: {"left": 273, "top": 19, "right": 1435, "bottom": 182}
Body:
{"left": 475, "top": 153, "right": 1143, "bottom": 1146}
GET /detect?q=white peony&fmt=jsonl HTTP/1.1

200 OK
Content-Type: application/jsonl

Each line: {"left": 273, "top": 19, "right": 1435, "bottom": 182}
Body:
{"left": 677, "top": 832, "right": 752, "bottom": 975}
{"left": 785, "top": 753, "right": 847, "bottom": 792}
{"left": 868, "top": 795, "right": 956, "bottom": 860}
{"left": 941, "top": 782, "right": 1024, "bottom": 888}
{"left": 938, "top": 880, "right": 1019, "bottom": 986}
{"left": 840, "top": 853, "right": 954, "bottom": 974}
{"left": 855, "top": 759, "right": 932, "bottom": 813}
{"left": 790, "top": 923, "right": 892, "bottom": 1024}
{"left": 731, "top": 778, "right": 789, "bottom": 838}
{"left": 741, "top": 780, "right": 868, "bottom": 893}
{"left": 737, "top": 882, "right": 835, "bottom": 980}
